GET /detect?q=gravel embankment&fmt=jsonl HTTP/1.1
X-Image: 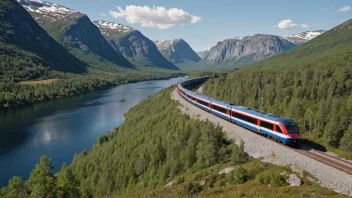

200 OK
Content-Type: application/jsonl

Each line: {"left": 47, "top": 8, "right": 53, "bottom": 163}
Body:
{"left": 171, "top": 89, "right": 352, "bottom": 196}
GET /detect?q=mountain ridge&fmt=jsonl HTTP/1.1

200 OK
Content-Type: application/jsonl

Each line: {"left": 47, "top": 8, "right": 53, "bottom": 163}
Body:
{"left": 154, "top": 39, "right": 201, "bottom": 65}
{"left": 18, "top": 0, "right": 135, "bottom": 70}
{"left": 197, "top": 34, "right": 297, "bottom": 68}
{"left": 94, "top": 20, "right": 179, "bottom": 70}
{"left": 0, "top": 0, "right": 88, "bottom": 81}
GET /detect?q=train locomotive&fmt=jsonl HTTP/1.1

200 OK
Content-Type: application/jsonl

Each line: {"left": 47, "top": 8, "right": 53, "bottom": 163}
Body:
{"left": 177, "top": 76, "right": 301, "bottom": 145}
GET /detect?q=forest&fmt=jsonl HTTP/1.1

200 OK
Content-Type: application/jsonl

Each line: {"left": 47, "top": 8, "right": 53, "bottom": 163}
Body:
{"left": 202, "top": 19, "right": 352, "bottom": 158}
{"left": 0, "top": 87, "right": 343, "bottom": 198}
{"left": 0, "top": 70, "right": 181, "bottom": 110}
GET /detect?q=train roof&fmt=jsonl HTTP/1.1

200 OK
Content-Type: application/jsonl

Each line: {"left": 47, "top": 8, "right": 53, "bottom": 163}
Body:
{"left": 185, "top": 87, "right": 293, "bottom": 123}
{"left": 229, "top": 104, "right": 292, "bottom": 123}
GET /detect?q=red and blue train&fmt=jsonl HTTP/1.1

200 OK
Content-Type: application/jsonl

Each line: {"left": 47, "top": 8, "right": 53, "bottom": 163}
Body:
{"left": 177, "top": 76, "right": 301, "bottom": 145}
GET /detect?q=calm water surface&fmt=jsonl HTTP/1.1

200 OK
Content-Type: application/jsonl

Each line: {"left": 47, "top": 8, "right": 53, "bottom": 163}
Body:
{"left": 0, "top": 76, "right": 185, "bottom": 186}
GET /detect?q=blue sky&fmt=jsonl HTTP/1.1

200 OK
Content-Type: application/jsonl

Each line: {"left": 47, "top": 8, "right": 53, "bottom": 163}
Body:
{"left": 46, "top": 0, "right": 351, "bottom": 51}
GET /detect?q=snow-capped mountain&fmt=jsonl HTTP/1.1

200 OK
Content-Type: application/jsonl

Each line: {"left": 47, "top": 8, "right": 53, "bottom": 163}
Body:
{"left": 154, "top": 39, "right": 201, "bottom": 64}
{"left": 18, "top": 0, "right": 133, "bottom": 69}
{"left": 281, "top": 30, "right": 325, "bottom": 44}
{"left": 1, "top": 0, "right": 87, "bottom": 78}
{"left": 17, "top": 0, "right": 81, "bottom": 21}
{"left": 94, "top": 20, "right": 134, "bottom": 35}
{"left": 198, "top": 34, "right": 297, "bottom": 68}
{"left": 94, "top": 20, "right": 179, "bottom": 70}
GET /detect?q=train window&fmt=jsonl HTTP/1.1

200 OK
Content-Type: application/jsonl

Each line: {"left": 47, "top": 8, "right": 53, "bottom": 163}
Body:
{"left": 232, "top": 112, "right": 257, "bottom": 125}
{"left": 285, "top": 121, "right": 299, "bottom": 133}
{"left": 261, "top": 121, "right": 273, "bottom": 130}
{"left": 213, "top": 105, "right": 226, "bottom": 114}
{"left": 198, "top": 100, "right": 209, "bottom": 106}
{"left": 276, "top": 125, "right": 282, "bottom": 133}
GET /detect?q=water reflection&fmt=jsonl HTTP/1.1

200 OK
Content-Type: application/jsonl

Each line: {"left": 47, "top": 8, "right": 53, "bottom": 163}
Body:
{"left": 0, "top": 76, "right": 185, "bottom": 186}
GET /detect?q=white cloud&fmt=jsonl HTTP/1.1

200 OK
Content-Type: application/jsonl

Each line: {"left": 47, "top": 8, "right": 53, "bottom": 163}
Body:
{"left": 338, "top": 6, "right": 351, "bottom": 12}
{"left": 100, "top": 13, "right": 106, "bottom": 17}
{"left": 276, "top": 19, "right": 309, "bottom": 29}
{"left": 301, "top": 24, "right": 309, "bottom": 28}
{"left": 109, "top": 5, "right": 201, "bottom": 29}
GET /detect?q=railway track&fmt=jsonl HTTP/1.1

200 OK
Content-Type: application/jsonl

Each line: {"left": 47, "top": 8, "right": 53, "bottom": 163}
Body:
{"left": 293, "top": 148, "right": 352, "bottom": 175}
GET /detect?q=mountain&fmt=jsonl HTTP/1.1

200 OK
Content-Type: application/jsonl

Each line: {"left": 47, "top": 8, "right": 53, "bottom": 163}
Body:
{"left": 281, "top": 30, "right": 325, "bottom": 44}
{"left": 154, "top": 39, "right": 201, "bottom": 65}
{"left": 254, "top": 21, "right": 351, "bottom": 68}
{"left": 203, "top": 19, "right": 352, "bottom": 155}
{"left": 197, "top": 50, "right": 209, "bottom": 59}
{"left": 0, "top": 0, "right": 87, "bottom": 81}
{"left": 93, "top": 20, "right": 179, "bottom": 70}
{"left": 17, "top": 0, "right": 134, "bottom": 69}
{"left": 197, "top": 34, "right": 297, "bottom": 68}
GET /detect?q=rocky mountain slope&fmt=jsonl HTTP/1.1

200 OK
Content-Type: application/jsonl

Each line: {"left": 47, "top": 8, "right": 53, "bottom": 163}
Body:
{"left": 17, "top": 0, "right": 134, "bottom": 69}
{"left": 281, "top": 30, "right": 325, "bottom": 44}
{"left": 154, "top": 39, "right": 201, "bottom": 64}
{"left": 197, "top": 34, "right": 297, "bottom": 68}
{"left": 0, "top": 0, "right": 87, "bottom": 81}
{"left": 197, "top": 50, "right": 210, "bottom": 59}
{"left": 93, "top": 20, "right": 179, "bottom": 70}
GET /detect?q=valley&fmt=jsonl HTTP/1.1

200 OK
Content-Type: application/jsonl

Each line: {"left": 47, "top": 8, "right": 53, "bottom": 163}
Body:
{"left": 0, "top": 0, "right": 351, "bottom": 197}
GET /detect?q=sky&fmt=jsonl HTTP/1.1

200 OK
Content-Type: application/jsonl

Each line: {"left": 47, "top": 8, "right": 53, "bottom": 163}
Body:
{"left": 46, "top": 0, "right": 352, "bottom": 51}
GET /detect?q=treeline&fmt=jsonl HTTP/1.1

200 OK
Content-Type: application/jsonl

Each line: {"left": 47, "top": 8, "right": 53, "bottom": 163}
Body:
{"left": 0, "top": 72, "right": 181, "bottom": 110}
{"left": 203, "top": 64, "right": 352, "bottom": 156}
{"left": 0, "top": 87, "right": 228, "bottom": 197}
{"left": 203, "top": 19, "right": 352, "bottom": 157}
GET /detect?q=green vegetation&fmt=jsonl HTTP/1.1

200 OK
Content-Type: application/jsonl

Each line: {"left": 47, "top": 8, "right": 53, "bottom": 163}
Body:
{"left": 0, "top": 0, "right": 88, "bottom": 81}
{"left": 0, "top": 71, "right": 181, "bottom": 109}
{"left": 0, "top": 88, "right": 345, "bottom": 197}
{"left": 203, "top": 18, "right": 352, "bottom": 158}
{"left": 0, "top": 0, "right": 184, "bottom": 110}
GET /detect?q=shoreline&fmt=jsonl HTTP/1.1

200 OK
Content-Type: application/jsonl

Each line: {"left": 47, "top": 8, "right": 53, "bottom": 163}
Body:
{"left": 0, "top": 74, "right": 185, "bottom": 113}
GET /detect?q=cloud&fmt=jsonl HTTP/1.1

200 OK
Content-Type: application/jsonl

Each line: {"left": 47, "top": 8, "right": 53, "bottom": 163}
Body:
{"left": 100, "top": 13, "right": 106, "bottom": 17}
{"left": 276, "top": 19, "right": 309, "bottom": 29}
{"left": 109, "top": 5, "right": 201, "bottom": 29}
{"left": 338, "top": 6, "right": 351, "bottom": 12}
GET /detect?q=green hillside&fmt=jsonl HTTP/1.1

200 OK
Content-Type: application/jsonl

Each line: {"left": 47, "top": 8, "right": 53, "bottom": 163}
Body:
{"left": 0, "top": 0, "right": 87, "bottom": 82}
{"left": 253, "top": 19, "right": 352, "bottom": 69}
{"left": 0, "top": 88, "right": 343, "bottom": 198}
{"left": 203, "top": 18, "right": 352, "bottom": 158}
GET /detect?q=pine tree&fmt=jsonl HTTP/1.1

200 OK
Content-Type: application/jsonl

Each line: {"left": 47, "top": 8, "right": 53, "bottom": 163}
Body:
{"left": 5, "top": 176, "right": 27, "bottom": 198}
{"left": 28, "top": 156, "right": 56, "bottom": 198}
{"left": 60, "top": 168, "right": 80, "bottom": 198}
{"left": 232, "top": 140, "right": 249, "bottom": 164}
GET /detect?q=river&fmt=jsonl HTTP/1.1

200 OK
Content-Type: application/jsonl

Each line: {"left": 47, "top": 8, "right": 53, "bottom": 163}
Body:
{"left": 0, "top": 76, "right": 185, "bottom": 187}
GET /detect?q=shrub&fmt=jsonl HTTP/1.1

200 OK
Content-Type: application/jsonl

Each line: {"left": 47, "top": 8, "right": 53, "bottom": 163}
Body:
{"left": 256, "top": 171, "right": 287, "bottom": 187}
{"left": 229, "top": 166, "right": 250, "bottom": 184}
{"left": 232, "top": 140, "right": 249, "bottom": 164}
{"left": 183, "top": 181, "right": 203, "bottom": 196}
{"left": 175, "top": 176, "right": 185, "bottom": 184}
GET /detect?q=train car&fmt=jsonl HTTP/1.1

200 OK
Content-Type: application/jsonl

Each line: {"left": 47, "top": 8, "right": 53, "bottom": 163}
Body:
{"left": 177, "top": 77, "right": 300, "bottom": 145}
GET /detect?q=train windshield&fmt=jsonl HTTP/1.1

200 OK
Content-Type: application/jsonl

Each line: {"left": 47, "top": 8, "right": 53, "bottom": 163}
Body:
{"left": 285, "top": 121, "right": 299, "bottom": 133}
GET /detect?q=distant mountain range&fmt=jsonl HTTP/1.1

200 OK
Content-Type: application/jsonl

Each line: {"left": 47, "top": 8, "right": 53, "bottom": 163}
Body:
{"left": 2, "top": 0, "right": 328, "bottom": 79}
{"left": 154, "top": 39, "right": 201, "bottom": 65}
{"left": 18, "top": 0, "right": 134, "bottom": 70}
{"left": 197, "top": 34, "right": 297, "bottom": 68}
{"left": 94, "top": 20, "right": 179, "bottom": 70}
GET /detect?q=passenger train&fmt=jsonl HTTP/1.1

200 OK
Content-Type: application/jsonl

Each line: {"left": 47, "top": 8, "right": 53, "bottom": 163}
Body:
{"left": 177, "top": 76, "right": 300, "bottom": 145}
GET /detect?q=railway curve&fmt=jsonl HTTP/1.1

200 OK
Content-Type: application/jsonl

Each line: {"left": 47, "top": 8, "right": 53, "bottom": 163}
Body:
{"left": 172, "top": 76, "right": 352, "bottom": 196}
